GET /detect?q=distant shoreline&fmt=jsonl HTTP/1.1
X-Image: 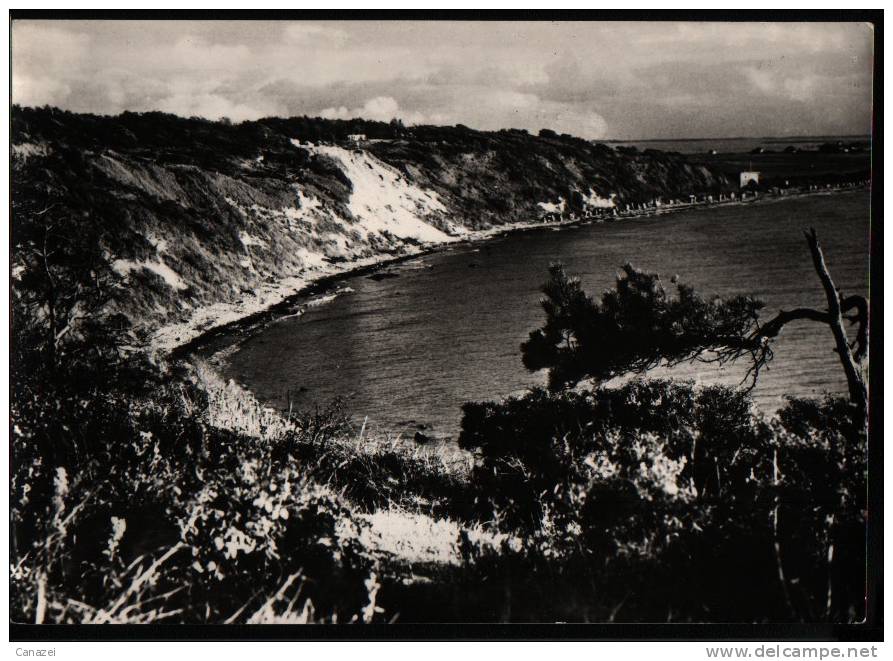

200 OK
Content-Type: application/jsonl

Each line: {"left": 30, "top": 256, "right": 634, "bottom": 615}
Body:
{"left": 166, "top": 185, "right": 868, "bottom": 365}
{"left": 603, "top": 134, "right": 870, "bottom": 144}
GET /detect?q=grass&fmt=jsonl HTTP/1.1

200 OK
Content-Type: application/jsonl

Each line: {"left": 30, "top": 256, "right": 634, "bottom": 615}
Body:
{"left": 194, "top": 360, "right": 474, "bottom": 516}
{"left": 10, "top": 354, "right": 504, "bottom": 624}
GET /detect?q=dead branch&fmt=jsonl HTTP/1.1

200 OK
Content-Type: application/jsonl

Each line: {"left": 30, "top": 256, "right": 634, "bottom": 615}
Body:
{"left": 805, "top": 228, "right": 868, "bottom": 416}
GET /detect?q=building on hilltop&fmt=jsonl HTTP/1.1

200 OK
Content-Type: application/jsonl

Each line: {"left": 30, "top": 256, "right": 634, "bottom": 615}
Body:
{"left": 739, "top": 171, "right": 760, "bottom": 188}
{"left": 347, "top": 133, "right": 367, "bottom": 144}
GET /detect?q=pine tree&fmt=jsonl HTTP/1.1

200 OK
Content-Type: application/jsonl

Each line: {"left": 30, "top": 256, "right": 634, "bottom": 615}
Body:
{"left": 521, "top": 229, "right": 868, "bottom": 419}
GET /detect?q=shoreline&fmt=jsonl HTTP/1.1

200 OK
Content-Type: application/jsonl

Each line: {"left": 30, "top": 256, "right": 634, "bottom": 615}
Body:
{"left": 165, "top": 185, "right": 868, "bottom": 364}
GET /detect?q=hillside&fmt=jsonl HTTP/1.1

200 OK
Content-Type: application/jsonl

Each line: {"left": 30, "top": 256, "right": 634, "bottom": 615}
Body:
{"left": 11, "top": 106, "right": 730, "bottom": 353}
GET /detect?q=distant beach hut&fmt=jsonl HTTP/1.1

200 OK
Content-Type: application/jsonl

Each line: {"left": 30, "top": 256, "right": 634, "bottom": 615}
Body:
{"left": 739, "top": 171, "right": 760, "bottom": 188}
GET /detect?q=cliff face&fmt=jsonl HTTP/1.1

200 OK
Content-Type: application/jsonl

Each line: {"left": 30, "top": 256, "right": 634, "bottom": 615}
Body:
{"left": 11, "top": 107, "right": 730, "bottom": 352}
{"left": 366, "top": 125, "right": 727, "bottom": 228}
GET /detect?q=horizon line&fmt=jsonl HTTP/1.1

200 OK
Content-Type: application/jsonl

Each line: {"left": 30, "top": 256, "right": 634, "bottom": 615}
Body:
{"left": 11, "top": 105, "right": 872, "bottom": 145}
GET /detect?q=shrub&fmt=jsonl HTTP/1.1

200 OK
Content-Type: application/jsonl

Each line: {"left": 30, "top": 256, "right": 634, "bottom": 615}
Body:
{"left": 10, "top": 359, "right": 380, "bottom": 624}
{"left": 458, "top": 381, "right": 866, "bottom": 621}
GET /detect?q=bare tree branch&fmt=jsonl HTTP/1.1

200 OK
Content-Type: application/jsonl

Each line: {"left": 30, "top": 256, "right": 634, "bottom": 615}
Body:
{"left": 752, "top": 308, "right": 831, "bottom": 338}
{"left": 805, "top": 228, "right": 867, "bottom": 416}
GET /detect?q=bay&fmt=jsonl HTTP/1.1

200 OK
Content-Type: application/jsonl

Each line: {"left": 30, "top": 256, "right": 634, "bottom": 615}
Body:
{"left": 221, "top": 191, "right": 871, "bottom": 443}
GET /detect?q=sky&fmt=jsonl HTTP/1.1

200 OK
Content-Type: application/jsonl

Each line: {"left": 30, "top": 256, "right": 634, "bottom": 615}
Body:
{"left": 11, "top": 20, "right": 875, "bottom": 140}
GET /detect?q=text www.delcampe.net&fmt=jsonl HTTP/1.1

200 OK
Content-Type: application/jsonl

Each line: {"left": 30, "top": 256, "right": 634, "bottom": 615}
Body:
{"left": 706, "top": 647, "right": 879, "bottom": 659}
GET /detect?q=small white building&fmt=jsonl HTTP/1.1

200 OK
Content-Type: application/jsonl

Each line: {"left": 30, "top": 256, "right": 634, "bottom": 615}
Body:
{"left": 347, "top": 133, "right": 367, "bottom": 144}
{"left": 740, "top": 171, "right": 760, "bottom": 188}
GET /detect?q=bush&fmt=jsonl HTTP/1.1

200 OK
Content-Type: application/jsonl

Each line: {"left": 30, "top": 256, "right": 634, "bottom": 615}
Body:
{"left": 458, "top": 380, "right": 866, "bottom": 622}
{"left": 10, "top": 360, "right": 380, "bottom": 624}
{"left": 459, "top": 380, "right": 764, "bottom": 525}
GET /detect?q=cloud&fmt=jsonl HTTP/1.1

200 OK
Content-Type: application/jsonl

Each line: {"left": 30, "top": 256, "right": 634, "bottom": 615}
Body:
{"left": 283, "top": 23, "right": 349, "bottom": 46}
{"left": 631, "top": 22, "right": 868, "bottom": 59}
{"left": 323, "top": 96, "right": 400, "bottom": 121}
{"left": 11, "top": 23, "right": 90, "bottom": 107}
{"left": 314, "top": 89, "right": 608, "bottom": 139}
{"left": 741, "top": 62, "right": 868, "bottom": 106}
{"left": 12, "top": 75, "right": 72, "bottom": 108}
{"left": 155, "top": 93, "right": 277, "bottom": 123}
{"left": 783, "top": 76, "right": 822, "bottom": 103}
{"left": 742, "top": 66, "right": 776, "bottom": 95}
{"left": 10, "top": 20, "right": 874, "bottom": 138}
{"left": 319, "top": 96, "right": 444, "bottom": 125}
{"left": 12, "top": 22, "right": 91, "bottom": 72}
{"left": 160, "top": 36, "right": 253, "bottom": 73}
{"left": 453, "top": 89, "right": 609, "bottom": 138}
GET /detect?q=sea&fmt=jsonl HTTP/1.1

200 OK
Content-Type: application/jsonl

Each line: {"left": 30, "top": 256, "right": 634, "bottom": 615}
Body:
{"left": 603, "top": 135, "right": 870, "bottom": 154}
{"left": 219, "top": 191, "right": 871, "bottom": 444}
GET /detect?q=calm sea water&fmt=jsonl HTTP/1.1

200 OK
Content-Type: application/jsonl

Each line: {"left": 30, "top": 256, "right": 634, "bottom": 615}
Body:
{"left": 606, "top": 135, "right": 869, "bottom": 154}
{"left": 221, "top": 192, "right": 870, "bottom": 442}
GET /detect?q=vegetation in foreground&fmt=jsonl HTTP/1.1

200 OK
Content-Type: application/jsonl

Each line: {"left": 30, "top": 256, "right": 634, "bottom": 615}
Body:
{"left": 10, "top": 229, "right": 869, "bottom": 623}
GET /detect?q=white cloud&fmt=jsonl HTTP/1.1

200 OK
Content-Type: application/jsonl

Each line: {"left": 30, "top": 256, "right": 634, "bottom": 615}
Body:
{"left": 743, "top": 66, "right": 843, "bottom": 104}
{"left": 431, "top": 88, "right": 609, "bottom": 139}
{"left": 12, "top": 75, "right": 72, "bottom": 107}
{"left": 156, "top": 93, "right": 279, "bottom": 122}
{"left": 635, "top": 22, "right": 865, "bottom": 57}
{"left": 161, "top": 36, "right": 253, "bottom": 73}
{"left": 11, "top": 23, "right": 89, "bottom": 106}
{"left": 320, "top": 96, "right": 433, "bottom": 125}
{"left": 783, "top": 75, "right": 822, "bottom": 103}
{"left": 283, "top": 23, "right": 349, "bottom": 46}
{"left": 743, "top": 67, "right": 776, "bottom": 94}
{"left": 316, "top": 90, "right": 608, "bottom": 138}
{"left": 12, "top": 23, "right": 91, "bottom": 71}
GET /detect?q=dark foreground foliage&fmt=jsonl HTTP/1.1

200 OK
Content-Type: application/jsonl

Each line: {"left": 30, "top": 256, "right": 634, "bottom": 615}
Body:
{"left": 12, "top": 320, "right": 867, "bottom": 623}
{"left": 11, "top": 354, "right": 381, "bottom": 624}
{"left": 458, "top": 382, "right": 866, "bottom": 622}
{"left": 11, "top": 304, "right": 868, "bottom": 624}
